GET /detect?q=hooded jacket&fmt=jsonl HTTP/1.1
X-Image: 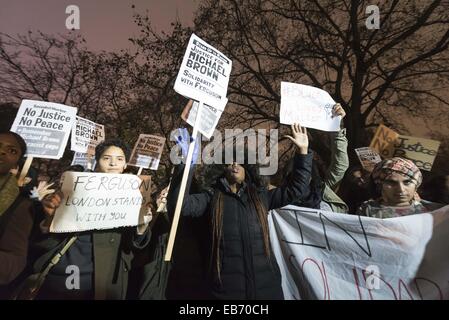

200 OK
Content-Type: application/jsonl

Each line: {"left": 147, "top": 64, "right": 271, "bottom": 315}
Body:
{"left": 168, "top": 152, "right": 313, "bottom": 299}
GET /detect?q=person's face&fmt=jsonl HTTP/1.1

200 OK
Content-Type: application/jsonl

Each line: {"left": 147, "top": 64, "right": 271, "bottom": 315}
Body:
{"left": 381, "top": 172, "right": 417, "bottom": 206}
{"left": 351, "top": 170, "right": 370, "bottom": 189}
{"left": 0, "top": 134, "right": 22, "bottom": 175}
{"left": 225, "top": 162, "right": 246, "bottom": 185}
{"left": 97, "top": 146, "right": 127, "bottom": 174}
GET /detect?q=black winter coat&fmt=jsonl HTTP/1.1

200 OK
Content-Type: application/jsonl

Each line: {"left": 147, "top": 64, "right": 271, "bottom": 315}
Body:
{"left": 168, "top": 152, "right": 313, "bottom": 300}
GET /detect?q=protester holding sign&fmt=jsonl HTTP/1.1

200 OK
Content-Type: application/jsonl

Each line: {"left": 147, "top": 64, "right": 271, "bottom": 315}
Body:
{"left": 167, "top": 123, "right": 313, "bottom": 299}
{"left": 18, "top": 139, "right": 152, "bottom": 300}
{"left": 276, "top": 104, "right": 349, "bottom": 213}
{"left": 312, "top": 104, "right": 349, "bottom": 212}
{"left": 356, "top": 157, "right": 443, "bottom": 218}
{"left": 0, "top": 131, "right": 35, "bottom": 294}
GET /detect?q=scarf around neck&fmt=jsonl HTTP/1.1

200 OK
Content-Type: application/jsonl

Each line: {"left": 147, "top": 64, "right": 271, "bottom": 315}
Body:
{"left": 0, "top": 173, "right": 20, "bottom": 217}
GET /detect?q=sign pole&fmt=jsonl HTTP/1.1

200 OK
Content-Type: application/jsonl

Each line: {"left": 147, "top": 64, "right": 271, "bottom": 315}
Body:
{"left": 17, "top": 156, "right": 33, "bottom": 187}
{"left": 86, "top": 154, "right": 93, "bottom": 171}
{"left": 165, "top": 101, "right": 203, "bottom": 261}
{"left": 137, "top": 167, "right": 143, "bottom": 176}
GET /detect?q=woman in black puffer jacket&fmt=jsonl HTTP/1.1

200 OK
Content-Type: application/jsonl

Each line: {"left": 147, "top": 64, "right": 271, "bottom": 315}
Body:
{"left": 168, "top": 124, "right": 313, "bottom": 300}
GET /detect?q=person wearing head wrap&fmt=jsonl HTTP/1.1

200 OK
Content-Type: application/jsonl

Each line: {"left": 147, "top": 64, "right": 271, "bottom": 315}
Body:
{"left": 356, "top": 157, "right": 443, "bottom": 218}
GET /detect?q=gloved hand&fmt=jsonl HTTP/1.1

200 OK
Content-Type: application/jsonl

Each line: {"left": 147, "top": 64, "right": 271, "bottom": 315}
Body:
{"left": 175, "top": 127, "right": 200, "bottom": 165}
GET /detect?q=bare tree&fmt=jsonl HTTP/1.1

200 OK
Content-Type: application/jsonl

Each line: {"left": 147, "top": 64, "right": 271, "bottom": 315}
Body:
{"left": 190, "top": 0, "right": 449, "bottom": 156}
{"left": 0, "top": 31, "right": 141, "bottom": 179}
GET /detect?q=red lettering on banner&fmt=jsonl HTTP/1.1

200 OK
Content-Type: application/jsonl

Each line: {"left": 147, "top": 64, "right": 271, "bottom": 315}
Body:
{"left": 414, "top": 278, "right": 443, "bottom": 300}
{"left": 398, "top": 279, "right": 414, "bottom": 300}
{"left": 301, "top": 258, "right": 328, "bottom": 300}
{"left": 321, "top": 261, "right": 331, "bottom": 300}
{"left": 352, "top": 267, "right": 363, "bottom": 300}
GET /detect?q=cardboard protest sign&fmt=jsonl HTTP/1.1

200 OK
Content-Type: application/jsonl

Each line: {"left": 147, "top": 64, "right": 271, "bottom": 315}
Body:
{"left": 71, "top": 116, "right": 105, "bottom": 155}
{"left": 50, "top": 172, "right": 151, "bottom": 233}
{"left": 128, "top": 134, "right": 166, "bottom": 170}
{"left": 280, "top": 82, "right": 340, "bottom": 131}
{"left": 174, "top": 33, "right": 232, "bottom": 111}
{"left": 71, "top": 152, "right": 96, "bottom": 171}
{"left": 355, "top": 147, "right": 382, "bottom": 171}
{"left": 10, "top": 99, "right": 77, "bottom": 159}
{"left": 393, "top": 135, "right": 440, "bottom": 171}
{"left": 181, "top": 99, "right": 225, "bottom": 139}
{"left": 269, "top": 205, "right": 449, "bottom": 300}
{"left": 168, "top": 33, "right": 232, "bottom": 261}
{"left": 369, "top": 124, "right": 399, "bottom": 158}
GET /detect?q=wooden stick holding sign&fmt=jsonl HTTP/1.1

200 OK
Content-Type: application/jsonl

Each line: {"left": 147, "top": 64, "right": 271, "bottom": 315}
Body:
{"left": 17, "top": 156, "right": 33, "bottom": 187}
{"left": 86, "top": 154, "right": 93, "bottom": 171}
{"left": 164, "top": 102, "right": 203, "bottom": 261}
{"left": 137, "top": 167, "right": 143, "bottom": 176}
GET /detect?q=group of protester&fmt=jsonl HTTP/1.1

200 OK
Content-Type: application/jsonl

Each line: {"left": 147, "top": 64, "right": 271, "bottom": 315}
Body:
{"left": 0, "top": 103, "right": 448, "bottom": 300}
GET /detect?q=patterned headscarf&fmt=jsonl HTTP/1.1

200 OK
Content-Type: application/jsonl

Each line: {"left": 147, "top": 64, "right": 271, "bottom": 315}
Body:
{"left": 371, "top": 157, "right": 422, "bottom": 188}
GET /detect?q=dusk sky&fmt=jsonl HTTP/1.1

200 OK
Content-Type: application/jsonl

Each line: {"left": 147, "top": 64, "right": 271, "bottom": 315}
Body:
{"left": 0, "top": 1, "right": 445, "bottom": 140}
{"left": 0, "top": 0, "right": 198, "bottom": 52}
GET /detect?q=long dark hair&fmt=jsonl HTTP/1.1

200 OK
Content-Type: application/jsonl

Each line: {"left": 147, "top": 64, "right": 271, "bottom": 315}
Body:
{"left": 280, "top": 152, "right": 322, "bottom": 209}
{"left": 210, "top": 163, "right": 271, "bottom": 283}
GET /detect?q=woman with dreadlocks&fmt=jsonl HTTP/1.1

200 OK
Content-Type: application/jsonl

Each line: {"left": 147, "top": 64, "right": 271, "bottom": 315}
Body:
{"left": 167, "top": 123, "right": 312, "bottom": 300}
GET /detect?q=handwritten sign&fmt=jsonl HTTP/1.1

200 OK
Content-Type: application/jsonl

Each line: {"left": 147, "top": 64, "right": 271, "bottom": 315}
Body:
{"left": 50, "top": 172, "right": 152, "bottom": 233}
{"left": 71, "top": 116, "right": 105, "bottom": 155}
{"left": 369, "top": 124, "right": 399, "bottom": 158}
{"left": 174, "top": 33, "right": 232, "bottom": 111}
{"left": 270, "top": 205, "right": 449, "bottom": 300}
{"left": 355, "top": 147, "right": 382, "bottom": 171}
{"left": 128, "top": 134, "right": 166, "bottom": 170}
{"left": 10, "top": 100, "right": 77, "bottom": 159}
{"left": 393, "top": 135, "right": 440, "bottom": 171}
{"left": 181, "top": 99, "right": 224, "bottom": 139}
{"left": 280, "top": 82, "right": 340, "bottom": 131}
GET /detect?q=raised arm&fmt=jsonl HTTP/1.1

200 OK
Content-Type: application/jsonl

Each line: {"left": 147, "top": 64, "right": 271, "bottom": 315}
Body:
{"left": 265, "top": 123, "right": 313, "bottom": 210}
{"left": 166, "top": 163, "right": 212, "bottom": 218}
{"left": 325, "top": 104, "right": 349, "bottom": 190}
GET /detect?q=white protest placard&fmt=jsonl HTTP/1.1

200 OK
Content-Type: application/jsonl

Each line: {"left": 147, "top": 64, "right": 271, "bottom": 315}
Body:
{"left": 167, "top": 33, "right": 232, "bottom": 261}
{"left": 128, "top": 134, "right": 166, "bottom": 170}
{"left": 71, "top": 116, "right": 105, "bottom": 155}
{"left": 181, "top": 99, "right": 225, "bottom": 139}
{"left": 174, "top": 33, "right": 232, "bottom": 111}
{"left": 50, "top": 172, "right": 151, "bottom": 233}
{"left": 355, "top": 147, "right": 382, "bottom": 171}
{"left": 10, "top": 99, "right": 77, "bottom": 159}
{"left": 71, "top": 152, "right": 96, "bottom": 171}
{"left": 280, "top": 82, "right": 340, "bottom": 131}
{"left": 269, "top": 205, "right": 449, "bottom": 300}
